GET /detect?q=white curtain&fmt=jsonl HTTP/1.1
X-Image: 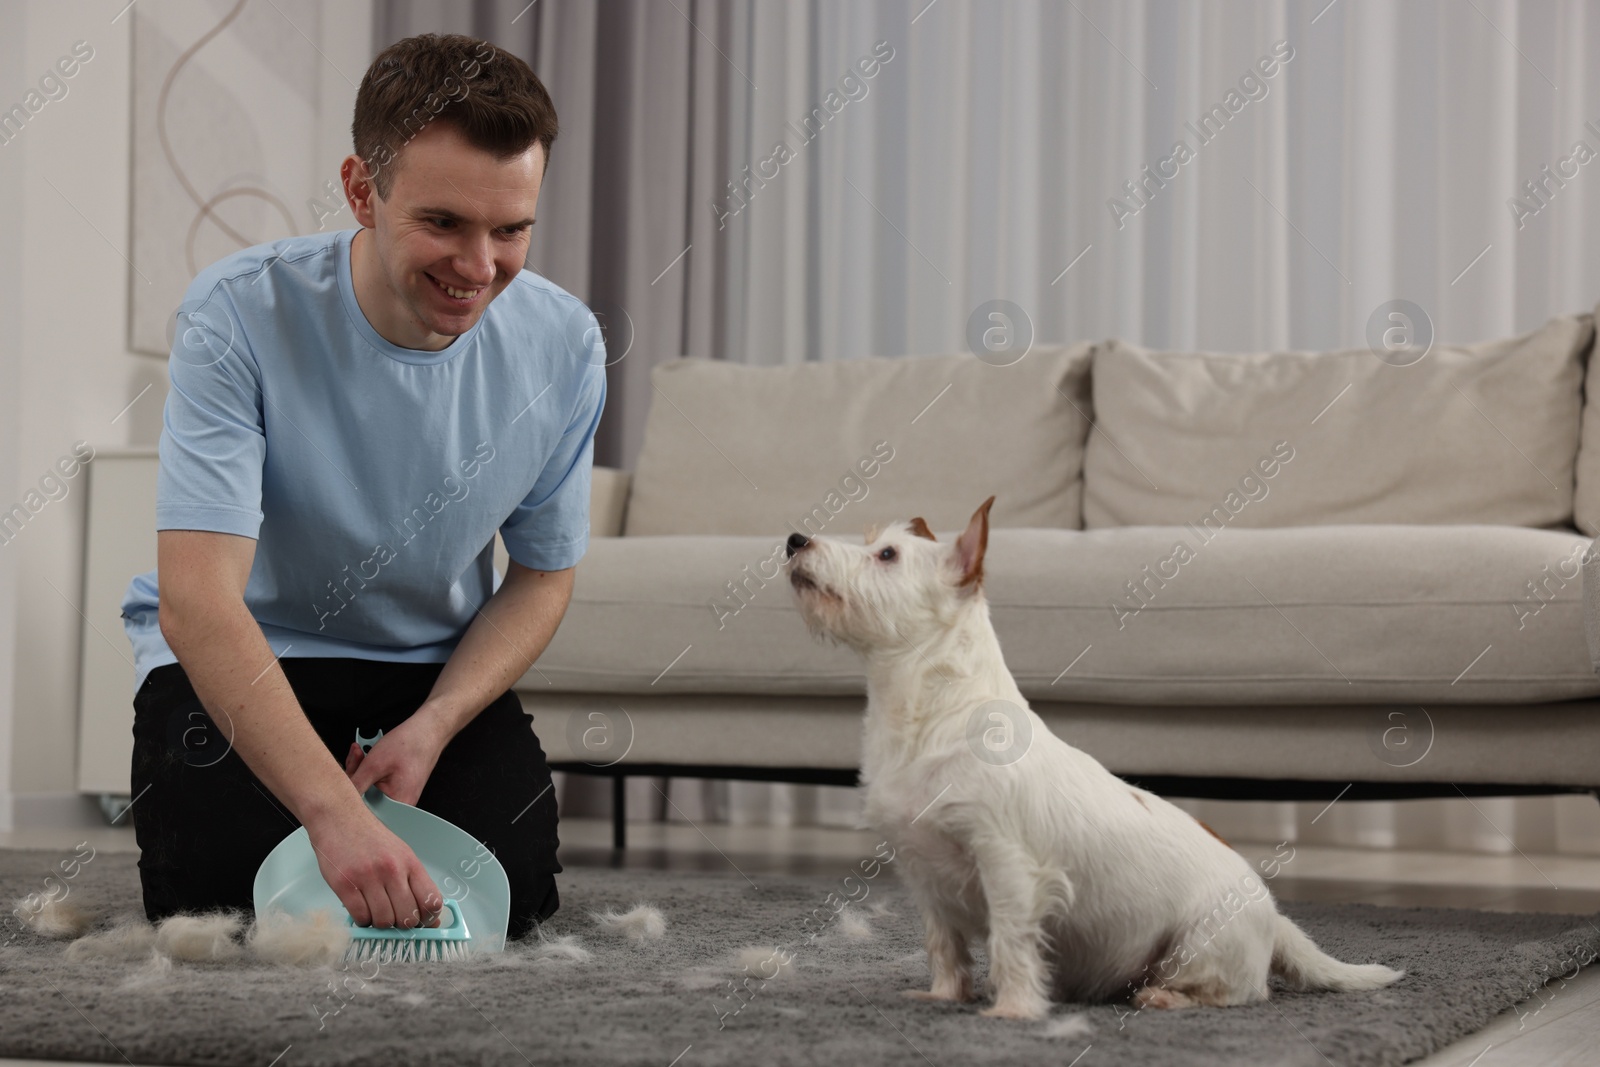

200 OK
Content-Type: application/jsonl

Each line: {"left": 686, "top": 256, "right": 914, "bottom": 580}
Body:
{"left": 376, "top": 0, "right": 1600, "bottom": 852}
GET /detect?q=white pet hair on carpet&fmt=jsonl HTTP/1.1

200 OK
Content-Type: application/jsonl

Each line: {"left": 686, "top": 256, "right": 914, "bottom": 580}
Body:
{"left": 155, "top": 911, "right": 246, "bottom": 961}
{"left": 12, "top": 893, "right": 98, "bottom": 939}
{"left": 734, "top": 946, "right": 793, "bottom": 978}
{"left": 463, "top": 946, "right": 533, "bottom": 969}
{"left": 832, "top": 906, "right": 872, "bottom": 940}
{"left": 63, "top": 909, "right": 350, "bottom": 968}
{"left": 591, "top": 902, "right": 667, "bottom": 942}
{"left": 63, "top": 917, "right": 156, "bottom": 962}
{"left": 528, "top": 933, "right": 591, "bottom": 963}
{"left": 673, "top": 966, "right": 727, "bottom": 992}
{"left": 1041, "top": 1013, "right": 1094, "bottom": 1041}
{"left": 246, "top": 908, "right": 351, "bottom": 968}
{"left": 119, "top": 947, "right": 174, "bottom": 990}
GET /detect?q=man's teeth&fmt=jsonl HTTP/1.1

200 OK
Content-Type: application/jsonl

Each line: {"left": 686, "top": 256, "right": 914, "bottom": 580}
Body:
{"left": 434, "top": 277, "right": 479, "bottom": 300}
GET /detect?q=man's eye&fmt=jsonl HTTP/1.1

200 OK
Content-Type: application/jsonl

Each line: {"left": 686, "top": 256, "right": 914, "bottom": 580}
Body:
{"left": 878, "top": 547, "right": 897, "bottom": 562}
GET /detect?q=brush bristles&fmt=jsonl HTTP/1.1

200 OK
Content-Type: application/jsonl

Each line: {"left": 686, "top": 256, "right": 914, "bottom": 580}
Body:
{"left": 345, "top": 938, "right": 468, "bottom": 964}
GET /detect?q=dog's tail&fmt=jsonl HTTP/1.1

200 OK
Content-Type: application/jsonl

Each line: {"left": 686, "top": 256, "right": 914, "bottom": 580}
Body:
{"left": 1270, "top": 913, "right": 1404, "bottom": 992}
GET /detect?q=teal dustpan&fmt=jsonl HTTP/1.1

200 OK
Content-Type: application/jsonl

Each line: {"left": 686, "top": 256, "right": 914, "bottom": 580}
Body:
{"left": 252, "top": 729, "right": 511, "bottom": 962}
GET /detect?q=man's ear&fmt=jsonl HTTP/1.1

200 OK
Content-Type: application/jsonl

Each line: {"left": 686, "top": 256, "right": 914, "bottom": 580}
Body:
{"left": 950, "top": 496, "right": 995, "bottom": 589}
{"left": 907, "top": 517, "right": 937, "bottom": 542}
{"left": 342, "top": 153, "right": 380, "bottom": 228}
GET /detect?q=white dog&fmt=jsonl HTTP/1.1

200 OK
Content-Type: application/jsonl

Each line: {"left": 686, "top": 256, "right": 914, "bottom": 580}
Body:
{"left": 785, "top": 497, "right": 1403, "bottom": 1021}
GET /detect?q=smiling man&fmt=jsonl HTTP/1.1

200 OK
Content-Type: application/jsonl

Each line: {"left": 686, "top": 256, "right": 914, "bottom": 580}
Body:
{"left": 119, "top": 34, "right": 604, "bottom": 941}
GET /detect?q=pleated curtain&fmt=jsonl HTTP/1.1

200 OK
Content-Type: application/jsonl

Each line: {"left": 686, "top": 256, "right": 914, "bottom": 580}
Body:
{"left": 374, "top": 0, "right": 1600, "bottom": 854}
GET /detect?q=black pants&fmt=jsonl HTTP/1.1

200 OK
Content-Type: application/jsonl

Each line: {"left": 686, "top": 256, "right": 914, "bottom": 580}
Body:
{"left": 130, "top": 658, "right": 561, "bottom": 941}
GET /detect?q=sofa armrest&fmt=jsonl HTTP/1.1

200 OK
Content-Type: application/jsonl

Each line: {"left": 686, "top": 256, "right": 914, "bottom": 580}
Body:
{"left": 591, "top": 465, "right": 631, "bottom": 538}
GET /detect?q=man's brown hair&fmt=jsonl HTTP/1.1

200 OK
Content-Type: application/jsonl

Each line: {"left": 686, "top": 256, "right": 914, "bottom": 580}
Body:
{"left": 352, "top": 33, "right": 559, "bottom": 201}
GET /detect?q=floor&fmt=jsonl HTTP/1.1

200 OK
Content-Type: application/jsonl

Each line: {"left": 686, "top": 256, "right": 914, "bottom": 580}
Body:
{"left": 4, "top": 818, "right": 1599, "bottom": 1066}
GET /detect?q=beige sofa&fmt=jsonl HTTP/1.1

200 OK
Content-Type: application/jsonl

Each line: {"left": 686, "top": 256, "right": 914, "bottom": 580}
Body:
{"left": 511, "top": 315, "right": 1600, "bottom": 846}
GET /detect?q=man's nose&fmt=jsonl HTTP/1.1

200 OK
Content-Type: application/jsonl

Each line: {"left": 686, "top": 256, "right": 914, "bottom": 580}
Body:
{"left": 786, "top": 533, "right": 810, "bottom": 558}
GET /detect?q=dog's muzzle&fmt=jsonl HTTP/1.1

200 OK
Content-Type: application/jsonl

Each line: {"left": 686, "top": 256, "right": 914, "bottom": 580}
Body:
{"left": 785, "top": 533, "right": 810, "bottom": 558}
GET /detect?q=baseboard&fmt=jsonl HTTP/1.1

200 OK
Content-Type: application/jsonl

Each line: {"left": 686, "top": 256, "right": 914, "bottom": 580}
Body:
{"left": 3, "top": 791, "right": 107, "bottom": 831}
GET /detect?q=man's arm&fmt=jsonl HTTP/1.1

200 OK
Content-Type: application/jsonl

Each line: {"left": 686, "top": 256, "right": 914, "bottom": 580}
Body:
{"left": 342, "top": 559, "right": 574, "bottom": 800}
{"left": 421, "top": 560, "right": 576, "bottom": 740}
{"left": 158, "top": 528, "right": 444, "bottom": 929}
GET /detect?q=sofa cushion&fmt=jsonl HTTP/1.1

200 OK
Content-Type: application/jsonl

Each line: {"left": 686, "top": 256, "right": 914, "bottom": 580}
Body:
{"left": 1084, "top": 315, "right": 1594, "bottom": 530}
{"left": 1568, "top": 301, "right": 1600, "bottom": 535}
{"left": 622, "top": 346, "right": 1094, "bottom": 537}
{"left": 528, "top": 525, "right": 1599, "bottom": 705}
{"left": 523, "top": 693, "right": 1600, "bottom": 787}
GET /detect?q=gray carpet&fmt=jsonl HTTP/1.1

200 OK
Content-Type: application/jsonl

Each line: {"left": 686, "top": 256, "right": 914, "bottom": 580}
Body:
{"left": 2, "top": 847, "right": 1597, "bottom": 1067}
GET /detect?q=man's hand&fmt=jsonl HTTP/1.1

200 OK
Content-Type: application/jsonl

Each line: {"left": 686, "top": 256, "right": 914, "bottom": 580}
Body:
{"left": 307, "top": 803, "right": 443, "bottom": 930}
{"left": 344, "top": 714, "right": 450, "bottom": 807}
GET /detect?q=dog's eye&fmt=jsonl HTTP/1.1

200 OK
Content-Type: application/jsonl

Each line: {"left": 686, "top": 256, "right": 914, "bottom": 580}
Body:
{"left": 877, "top": 546, "right": 897, "bottom": 562}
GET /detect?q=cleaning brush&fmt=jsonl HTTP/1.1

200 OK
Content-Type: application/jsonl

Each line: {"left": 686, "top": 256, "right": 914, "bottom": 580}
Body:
{"left": 347, "top": 898, "right": 473, "bottom": 963}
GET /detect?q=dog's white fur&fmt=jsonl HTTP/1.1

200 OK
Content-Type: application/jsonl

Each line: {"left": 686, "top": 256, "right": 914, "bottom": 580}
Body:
{"left": 63, "top": 910, "right": 350, "bottom": 968}
{"left": 64, "top": 918, "right": 158, "bottom": 963}
{"left": 155, "top": 911, "right": 246, "bottom": 961}
{"left": 786, "top": 498, "right": 1404, "bottom": 1020}
{"left": 528, "top": 932, "right": 591, "bottom": 963}
{"left": 12, "top": 893, "right": 98, "bottom": 939}
{"left": 591, "top": 903, "right": 667, "bottom": 942}
{"left": 246, "top": 908, "right": 351, "bottom": 967}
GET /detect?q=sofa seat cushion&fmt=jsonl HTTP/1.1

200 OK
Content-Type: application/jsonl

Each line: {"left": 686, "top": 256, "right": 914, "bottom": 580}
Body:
{"left": 523, "top": 693, "right": 1600, "bottom": 788}
{"left": 622, "top": 346, "right": 1094, "bottom": 537}
{"left": 527, "top": 525, "right": 1598, "bottom": 705}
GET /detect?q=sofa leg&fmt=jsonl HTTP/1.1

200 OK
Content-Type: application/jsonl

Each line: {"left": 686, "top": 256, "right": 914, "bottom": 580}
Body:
{"left": 612, "top": 774, "right": 627, "bottom": 851}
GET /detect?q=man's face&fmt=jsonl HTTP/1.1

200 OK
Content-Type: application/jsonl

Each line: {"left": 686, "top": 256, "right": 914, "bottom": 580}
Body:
{"left": 345, "top": 121, "right": 544, "bottom": 350}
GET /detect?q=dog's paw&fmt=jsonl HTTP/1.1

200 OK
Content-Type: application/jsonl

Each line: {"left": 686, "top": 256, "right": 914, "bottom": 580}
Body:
{"left": 979, "top": 998, "right": 1050, "bottom": 1021}
{"left": 1132, "top": 986, "right": 1195, "bottom": 1011}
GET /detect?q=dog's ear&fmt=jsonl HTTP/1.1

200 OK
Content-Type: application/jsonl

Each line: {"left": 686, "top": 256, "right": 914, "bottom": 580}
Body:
{"left": 863, "top": 522, "right": 882, "bottom": 543}
{"left": 951, "top": 496, "right": 995, "bottom": 589}
{"left": 907, "top": 517, "right": 937, "bottom": 542}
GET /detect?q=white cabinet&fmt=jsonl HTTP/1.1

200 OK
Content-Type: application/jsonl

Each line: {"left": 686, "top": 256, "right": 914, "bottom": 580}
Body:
{"left": 75, "top": 448, "right": 159, "bottom": 795}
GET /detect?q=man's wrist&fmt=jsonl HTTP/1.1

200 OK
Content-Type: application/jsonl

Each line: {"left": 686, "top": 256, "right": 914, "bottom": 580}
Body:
{"left": 409, "top": 696, "right": 469, "bottom": 749}
{"left": 296, "top": 775, "right": 370, "bottom": 834}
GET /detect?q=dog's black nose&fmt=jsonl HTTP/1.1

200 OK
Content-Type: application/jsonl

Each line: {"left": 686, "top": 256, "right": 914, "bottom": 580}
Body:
{"left": 786, "top": 533, "right": 810, "bottom": 557}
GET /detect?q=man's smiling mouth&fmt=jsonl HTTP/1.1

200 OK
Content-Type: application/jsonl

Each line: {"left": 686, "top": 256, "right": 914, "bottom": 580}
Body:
{"left": 427, "top": 273, "right": 482, "bottom": 302}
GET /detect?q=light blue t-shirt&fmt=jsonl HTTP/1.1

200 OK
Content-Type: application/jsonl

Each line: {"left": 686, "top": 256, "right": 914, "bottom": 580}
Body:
{"left": 121, "top": 226, "right": 607, "bottom": 692}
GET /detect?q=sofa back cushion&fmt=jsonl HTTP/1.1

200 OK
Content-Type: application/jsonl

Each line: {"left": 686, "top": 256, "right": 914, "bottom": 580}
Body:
{"left": 1083, "top": 314, "right": 1594, "bottom": 530}
{"left": 623, "top": 345, "right": 1094, "bottom": 536}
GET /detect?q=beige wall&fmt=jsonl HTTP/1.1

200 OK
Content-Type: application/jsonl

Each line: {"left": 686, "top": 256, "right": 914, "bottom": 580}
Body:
{"left": 3, "top": 1, "right": 147, "bottom": 826}
{"left": 0, "top": 0, "right": 372, "bottom": 827}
